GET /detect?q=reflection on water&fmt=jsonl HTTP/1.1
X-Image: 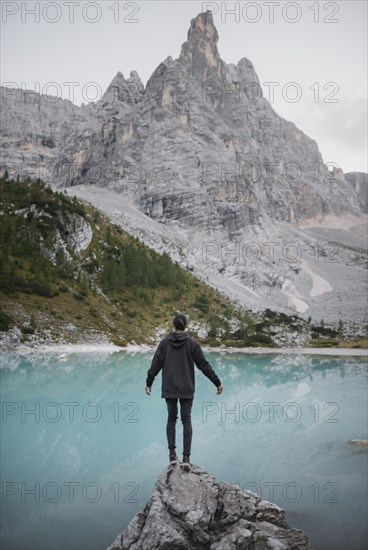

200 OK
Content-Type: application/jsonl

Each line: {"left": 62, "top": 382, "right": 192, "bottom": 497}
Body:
{"left": 0, "top": 351, "right": 367, "bottom": 550}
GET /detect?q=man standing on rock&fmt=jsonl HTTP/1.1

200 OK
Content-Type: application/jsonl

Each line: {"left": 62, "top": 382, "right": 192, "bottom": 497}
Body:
{"left": 145, "top": 313, "right": 223, "bottom": 471}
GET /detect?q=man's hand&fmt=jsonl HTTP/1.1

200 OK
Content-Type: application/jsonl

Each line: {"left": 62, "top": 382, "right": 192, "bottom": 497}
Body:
{"left": 216, "top": 385, "right": 223, "bottom": 395}
{"left": 145, "top": 386, "right": 152, "bottom": 396}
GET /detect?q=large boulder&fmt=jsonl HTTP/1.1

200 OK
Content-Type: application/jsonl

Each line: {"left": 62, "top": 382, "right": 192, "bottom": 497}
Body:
{"left": 107, "top": 463, "right": 313, "bottom": 550}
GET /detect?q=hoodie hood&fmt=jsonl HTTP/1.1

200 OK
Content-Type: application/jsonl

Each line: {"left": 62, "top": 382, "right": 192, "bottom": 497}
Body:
{"left": 168, "top": 331, "right": 190, "bottom": 348}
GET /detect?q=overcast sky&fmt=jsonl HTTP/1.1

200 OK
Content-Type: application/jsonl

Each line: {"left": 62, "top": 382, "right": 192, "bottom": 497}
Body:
{"left": 1, "top": 0, "right": 367, "bottom": 173}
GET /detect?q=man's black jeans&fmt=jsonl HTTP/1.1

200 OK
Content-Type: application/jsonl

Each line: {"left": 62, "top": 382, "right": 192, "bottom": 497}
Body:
{"left": 165, "top": 398, "right": 193, "bottom": 457}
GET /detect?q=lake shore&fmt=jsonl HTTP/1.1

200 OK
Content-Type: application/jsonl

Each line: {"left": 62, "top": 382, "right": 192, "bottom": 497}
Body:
{"left": 1, "top": 342, "right": 367, "bottom": 356}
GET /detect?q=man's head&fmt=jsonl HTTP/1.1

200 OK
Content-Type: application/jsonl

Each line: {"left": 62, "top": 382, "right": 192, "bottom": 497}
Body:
{"left": 173, "top": 313, "right": 188, "bottom": 331}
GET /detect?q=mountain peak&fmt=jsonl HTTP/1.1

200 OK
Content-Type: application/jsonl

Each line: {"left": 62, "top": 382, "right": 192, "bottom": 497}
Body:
{"left": 100, "top": 70, "right": 143, "bottom": 106}
{"left": 1, "top": 10, "right": 367, "bottom": 329}
{"left": 179, "top": 11, "right": 223, "bottom": 77}
{"left": 190, "top": 10, "right": 217, "bottom": 37}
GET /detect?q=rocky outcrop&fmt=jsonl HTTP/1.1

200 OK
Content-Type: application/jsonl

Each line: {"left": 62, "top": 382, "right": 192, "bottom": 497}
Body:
{"left": 107, "top": 463, "right": 313, "bottom": 550}
{"left": 349, "top": 439, "right": 368, "bottom": 447}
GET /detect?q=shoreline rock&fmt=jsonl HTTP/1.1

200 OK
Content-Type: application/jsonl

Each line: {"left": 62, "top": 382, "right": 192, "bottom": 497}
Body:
{"left": 107, "top": 463, "right": 313, "bottom": 550}
{"left": 349, "top": 439, "right": 368, "bottom": 447}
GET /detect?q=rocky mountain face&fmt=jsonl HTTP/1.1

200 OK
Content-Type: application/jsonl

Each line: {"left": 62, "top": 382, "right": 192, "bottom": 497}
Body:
{"left": 1, "top": 12, "right": 367, "bottom": 327}
{"left": 344, "top": 172, "right": 368, "bottom": 213}
{"left": 107, "top": 462, "right": 313, "bottom": 550}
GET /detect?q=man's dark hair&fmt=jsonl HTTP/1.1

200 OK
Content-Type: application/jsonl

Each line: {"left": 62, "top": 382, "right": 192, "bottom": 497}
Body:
{"left": 173, "top": 313, "right": 188, "bottom": 330}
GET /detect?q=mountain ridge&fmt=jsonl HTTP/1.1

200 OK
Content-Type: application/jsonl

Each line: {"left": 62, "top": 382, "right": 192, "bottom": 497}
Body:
{"left": 1, "top": 11, "right": 367, "bottom": 327}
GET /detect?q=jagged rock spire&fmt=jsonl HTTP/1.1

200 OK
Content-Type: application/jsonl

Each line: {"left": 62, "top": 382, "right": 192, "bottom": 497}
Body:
{"left": 179, "top": 11, "right": 223, "bottom": 78}
{"left": 100, "top": 70, "right": 144, "bottom": 106}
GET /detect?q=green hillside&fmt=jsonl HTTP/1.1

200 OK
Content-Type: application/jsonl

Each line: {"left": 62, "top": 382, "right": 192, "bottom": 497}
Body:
{"left": 1, "top": 175, "right": 276, "bottom": 346}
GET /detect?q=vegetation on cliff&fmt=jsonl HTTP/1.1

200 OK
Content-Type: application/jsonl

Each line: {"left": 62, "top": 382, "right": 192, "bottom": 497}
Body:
{"left": 0, "top": 176, "right": 264, "bottom": 345}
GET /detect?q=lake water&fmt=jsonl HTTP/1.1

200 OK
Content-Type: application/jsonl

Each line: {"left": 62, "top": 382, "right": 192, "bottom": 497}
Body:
{"left": 0, "top": 349, "right": 367, "bottom": 550}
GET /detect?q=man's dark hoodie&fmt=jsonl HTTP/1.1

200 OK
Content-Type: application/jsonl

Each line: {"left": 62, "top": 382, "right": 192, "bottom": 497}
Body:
{"left": 146, "top": 332, "right": 221, "bottom": 399}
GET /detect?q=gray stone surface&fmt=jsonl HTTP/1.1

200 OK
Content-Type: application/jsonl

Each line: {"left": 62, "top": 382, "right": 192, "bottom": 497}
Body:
{"left": 344, "top": 172, "right": 368, "bottom": 212}
{"left": 1, "top": 11, "right": 364, "bottom": 223}
{"left": 107, "top": 463, "right": 313, "bottom": 550}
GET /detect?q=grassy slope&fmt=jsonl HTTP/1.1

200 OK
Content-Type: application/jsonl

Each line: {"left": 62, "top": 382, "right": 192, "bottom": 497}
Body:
{"left": 0, "top": 178, "right": 262, "bottom": 345}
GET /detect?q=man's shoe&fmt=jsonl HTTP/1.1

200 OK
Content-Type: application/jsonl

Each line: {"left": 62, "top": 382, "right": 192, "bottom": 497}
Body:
{"left": 180, "top": 455, "right": 191, "bottom": 472}
{"left": 169, "top": 450, "right": 179, "bottom": 464}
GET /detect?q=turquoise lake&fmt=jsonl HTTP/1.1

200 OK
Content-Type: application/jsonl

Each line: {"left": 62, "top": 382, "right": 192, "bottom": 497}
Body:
{"left": 0, "top": 350, "right": 367, "bottom": 550}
